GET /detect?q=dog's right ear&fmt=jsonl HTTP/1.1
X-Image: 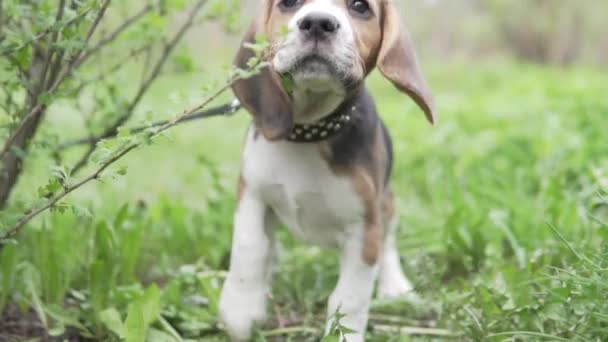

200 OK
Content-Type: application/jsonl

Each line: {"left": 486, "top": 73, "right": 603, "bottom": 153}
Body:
{"left": 377, "top": 1, "right": 437, "bottom": 125}
{"left": 232, "top": 15, "right": 294, "bottom": 141}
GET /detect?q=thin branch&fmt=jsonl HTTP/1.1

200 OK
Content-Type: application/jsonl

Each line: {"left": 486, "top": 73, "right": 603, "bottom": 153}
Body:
{"left": 38, "top": 0, "right": 66, "bottom": 94}
{"left": 140, "top": 45, "right": 153, "bottom": 86}
{"left": 373, "top": 325, "right": 457, "bottom": 337}
{"left": 75, "top": 4, "right": 153, "bottom": 69}
{"left": 81, "top": 0, "right": 112, "bottom": 53}
{"left": 260, "top": 327, "right": 318, "bottom": 337}
{"left": 486, "top": 331, "right": 570, "bottom": 342}
{"left": 0, "top": 75, "right": 238, "bottom": 242}
{"left": 0, "top": 80, "right": 16, "bottom": 116}
{"left": 0, "top": 0, "right": 111, "bottom": 161}
{"left": 58, "top": 100, "right": 241, "bottom": 150}
{"left": 0, "top": 5, "right": 93, "bottom": 56}
{"left": 71, "top": 43, "right": 153, "bottom": 95}
{"left": 71, "top": 0, "right": 208, "bottom": 174}
{"left": 5, "top": 55, "right": 35, "bottom": 99}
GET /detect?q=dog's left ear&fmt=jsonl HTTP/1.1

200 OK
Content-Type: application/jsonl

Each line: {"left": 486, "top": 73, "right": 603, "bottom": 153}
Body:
{"left": 377, "top": 1, "right": 437, "bottom": 125}
{"left": 232, "top": 16, "right": 294, "bottom": 141}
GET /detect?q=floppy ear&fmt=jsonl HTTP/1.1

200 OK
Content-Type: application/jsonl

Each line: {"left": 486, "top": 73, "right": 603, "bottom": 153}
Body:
{"left": 232, "top": 16, "right": 294, "bottom": 140}
{"left": 377, "top": 1, "right": 437, "bottom": 125}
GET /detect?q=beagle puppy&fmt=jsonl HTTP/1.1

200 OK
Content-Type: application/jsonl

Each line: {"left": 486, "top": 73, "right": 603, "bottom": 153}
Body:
{"left": 219, "top": 0, "right": 436, "bottom": 340}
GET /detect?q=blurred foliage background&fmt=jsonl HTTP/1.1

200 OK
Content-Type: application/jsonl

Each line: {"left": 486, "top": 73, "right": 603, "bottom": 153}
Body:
{"left": 207, "top": 0, "right": 608, "bottom": 66}
{"left": 0, "top": 0, "right": 607, "bottom": 341}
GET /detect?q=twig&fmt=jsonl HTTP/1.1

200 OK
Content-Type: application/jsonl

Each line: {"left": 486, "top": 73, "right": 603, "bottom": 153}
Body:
{"left": 463, "top": 305, "right": 482, "bottom": 332}
{"left": 80, "top": 0, "right": 112, "bottom": 55}
{"left": 373, "top": 324, "right": 456, "bottom": 337}
{"left": 0, "top": 4, "right": 93, "bottom": 55}
{"left": 58, "top": 100, "right": 240, "bottom": 150}
{"left": 261, "top": 326, "right": 318, "bottom": 337}
{"left": 157, "top": 315, "right": 184, "bottom": 342}
{"left": 38, "top": 0, "right": 66, "bottom": 94}
{"left": 140, "top": 45, "right": 153, "bottom": 86}
{"left": 369, "top": 313, "right": 433, "bottom": 327}
{"left": 486, "top": 331, "right": 571, "bottom": 342}
{"left": 71, "top": 43, "right": 153, "bottom": 95}
{"left": 6, "top": 54, "right": 36, "bottom": 99}
{"left": 75, "top": 4, "right": 153, "bottom": 69}
{"left": 71, "top": 0, "right": 208, "bottom": 174}
{"left": 0, "top": 76, "right": 237, "bottom": 242}
{"left": 0, "top": 0, "right": 111, "bottom": 161}
{"left": 547, "top": 222, "right": 600, "bottom": 268}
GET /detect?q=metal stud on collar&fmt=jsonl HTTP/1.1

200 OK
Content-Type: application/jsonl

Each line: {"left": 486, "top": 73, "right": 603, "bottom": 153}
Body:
{"left": 287, "top": 110, "right": 353, "bottom": 143}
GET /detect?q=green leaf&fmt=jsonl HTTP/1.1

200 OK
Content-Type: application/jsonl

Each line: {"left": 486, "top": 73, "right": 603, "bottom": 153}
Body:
{"left": 321, "top": 336, "right": 341, "bottom": 342}
{"left": 117, "top": 127, "right": 131, "bottom": 138}
{"left": 125, "top": 301, "right": 146, "bottom": 342}
{"left": 279, "top": 25, "right": 290, "bottom": 37}
{"left": 49, "top": 164, "right": 70, "bottom": 182}
{"left": 38, "top": 179, "right": 62, "bottom": 198}
{"left": 89, "top": 260, "right": 113, "bottom": 314}
{"left": 50, "top": 201, "right": 70, "bottom": 213}
{"left": 123, "top": 284, "right": 161, "bottom": 342}
{"left": 116, "top": 166, "right": 128, "bottom": 176}
{"left": 281, "top": 74, "right": 295, "bottom": 95}
{"left": 94, "top": 221, "right": 117, "bottom": 261}
{"left": 48, "top": 324, "right": 66, "bottom": 337}
{"left": 71, "top": 204, "right": 93, "bottom": 220}
{"left": 113, "top": 203, "right": 131, "bottom": 228}
{"left": 44, "top": 304, "right": 90, "bottom": 335}
{"left": 99, "top": 307, "right": 125, "bottom": 339}
{"left": 23, "top": 263, "right": 48, "bottom": 329}
{"left": 90, "top": 147, "right": 113, "bottom": 165}
{"left": 140, "top": 284, "right": 161, "bottom": 328}
{"left": 148, "top": 329, "right": 179, "bottom": 342}
{"left": 0, "top": 244, "right": 18, "bottom": 308}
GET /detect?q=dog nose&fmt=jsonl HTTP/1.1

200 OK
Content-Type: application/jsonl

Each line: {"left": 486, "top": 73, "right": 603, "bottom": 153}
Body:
{"left": 298, "top": 13, "right": 340, "bottom": 39}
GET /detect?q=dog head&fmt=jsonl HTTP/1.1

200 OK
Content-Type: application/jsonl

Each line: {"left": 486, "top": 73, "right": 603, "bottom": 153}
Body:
{"left": 233, "top": 0, "right": 437, "bottom": 140}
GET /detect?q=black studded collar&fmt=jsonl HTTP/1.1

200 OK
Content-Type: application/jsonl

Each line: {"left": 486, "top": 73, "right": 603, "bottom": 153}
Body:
{"left": 287, "top": 105, "right": 356, "bottom": 143}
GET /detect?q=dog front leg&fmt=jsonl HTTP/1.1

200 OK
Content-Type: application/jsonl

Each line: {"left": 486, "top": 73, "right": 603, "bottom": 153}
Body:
{"left": 326, "top": 224, "right": 379, "bottom": 342}
{"left": 377, "top": 215, "right": 415, "bottom": 299}
{"left": 219, "top": 192, "right": 274, "bottom": 341}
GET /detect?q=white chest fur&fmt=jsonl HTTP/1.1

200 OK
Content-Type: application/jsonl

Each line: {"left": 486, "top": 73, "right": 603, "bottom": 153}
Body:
{"left": 242, "top": 129, "right": 364, "bottom": 247}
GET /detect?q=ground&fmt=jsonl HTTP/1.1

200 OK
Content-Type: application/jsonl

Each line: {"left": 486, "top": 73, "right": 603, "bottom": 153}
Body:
{"left": 1, "top": 62, "right": 607, "bottom": 341}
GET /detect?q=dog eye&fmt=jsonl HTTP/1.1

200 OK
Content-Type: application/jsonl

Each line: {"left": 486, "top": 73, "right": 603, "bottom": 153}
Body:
{"left": 350, "top": 0, "right": 371, "bottom": 15}
{"left": 279, "top": 0, "right": 302, "bottom": 10}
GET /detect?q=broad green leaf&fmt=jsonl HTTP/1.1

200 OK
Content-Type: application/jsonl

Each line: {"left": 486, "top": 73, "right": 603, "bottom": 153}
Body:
{"left": 125, "top": 301, "right": 146, "bottom": 342}
{"left": 99, "top": 307, "right": 125, "bottom": 339}
{"left": 23, "top": 263, "right": 47, "bottom": 329}
{"left": 48, "top": 324, "right": 65, "bottom": 337}
{"left": 140, "top": 284, "right": 161, "bottom": 328}
{"left": 89, "top": 260, "right": 113, "bottom": 314}
{"left": 0, "top": 244, "right": 18, "bottom": 308}
{"left": 321, "top": 336, "right": 341, "bottom": 342}
{"left": 149, "top": 328, "right": 181, "bottom": 342}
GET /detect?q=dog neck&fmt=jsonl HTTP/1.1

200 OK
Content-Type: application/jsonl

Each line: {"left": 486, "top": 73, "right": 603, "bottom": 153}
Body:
{"left": 290, "top": 74, "right": 351, "bottom": 124}
{"left": 287, "top": 85, "right": 365, "bottom": 143}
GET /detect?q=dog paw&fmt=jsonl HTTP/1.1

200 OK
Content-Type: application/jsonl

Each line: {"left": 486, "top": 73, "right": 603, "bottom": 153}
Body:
{"left": 219, "top": 285, "right": 268, "bottom": 341}
{"left": 377, "top": 274, "right": 420, "bottom": 302}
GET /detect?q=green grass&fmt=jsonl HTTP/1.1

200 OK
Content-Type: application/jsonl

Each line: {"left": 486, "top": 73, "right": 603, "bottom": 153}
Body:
{"left": 1, "top": 62, "right": 607, "bottom": 341}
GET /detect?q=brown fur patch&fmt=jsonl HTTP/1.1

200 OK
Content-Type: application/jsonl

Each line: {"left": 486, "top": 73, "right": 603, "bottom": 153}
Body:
{"left": 376, "top": 0, "right": 437, "bottom": 124}
{"left": 381, "top": 189, "right": 395, "bottom": 220}
{"left": 320, "top": 130, "right": 388, "bottom": 265}
{"left": 232, "top": 3, "right": 294, "bottom": 141}
{"left": 348, "top": 0, "right": 383, "bottom": 74}
{"left": 350, "top": 170, "right": 382, "bottom": 265}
